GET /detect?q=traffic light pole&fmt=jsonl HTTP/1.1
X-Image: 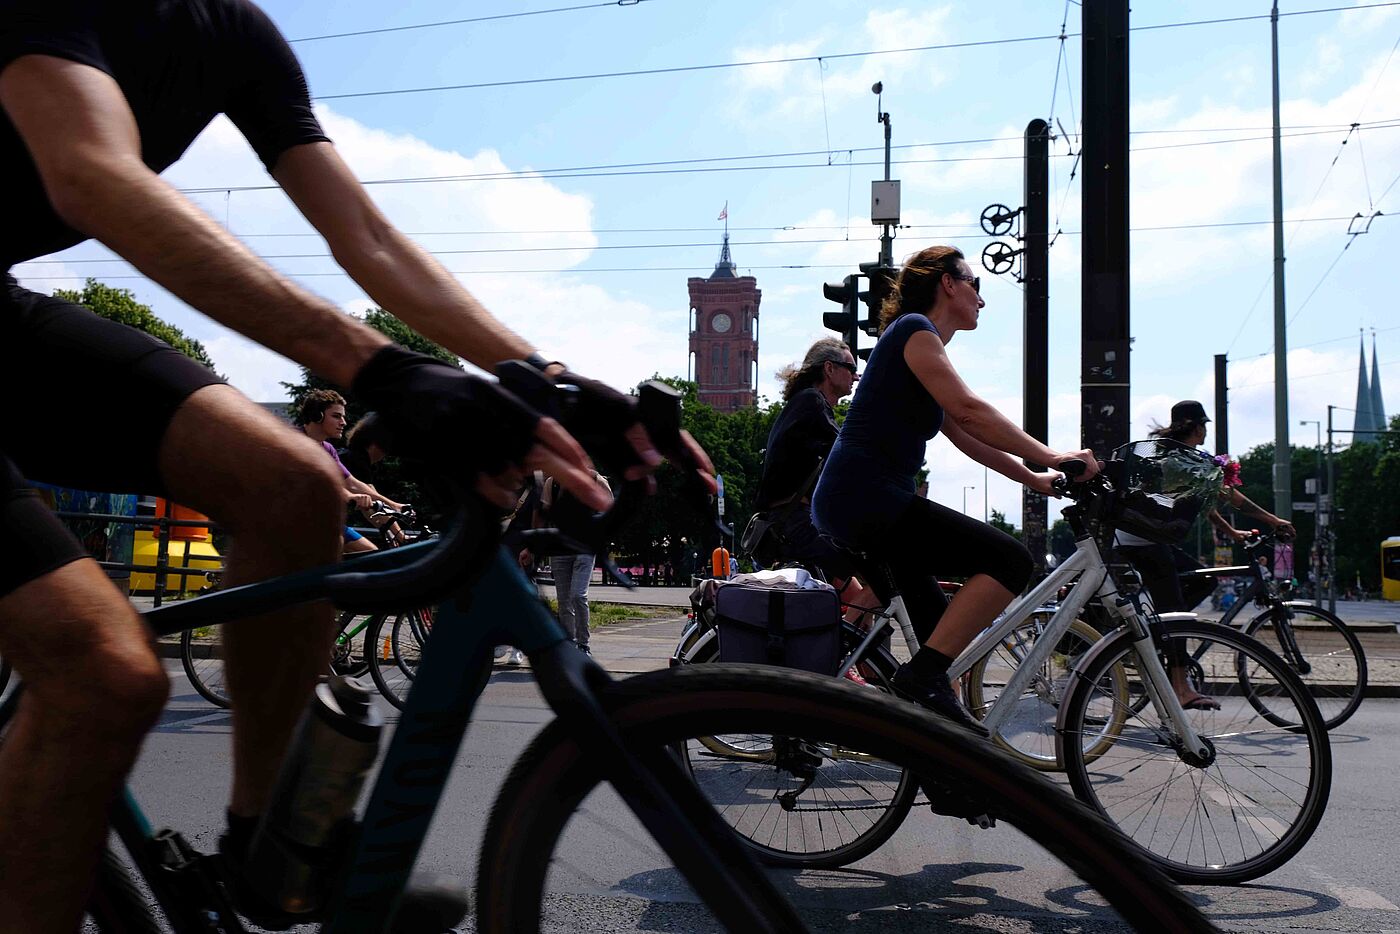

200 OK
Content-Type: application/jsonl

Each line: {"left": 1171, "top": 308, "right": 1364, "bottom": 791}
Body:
{"left": 1022, "top": 119, "right": 1050, "bottom": 574}
{"left": 879, "top": 108, "right": 894, "bottom": 267}
{"left": 1080, "top": 0, "right": 1131, "bottom": 457}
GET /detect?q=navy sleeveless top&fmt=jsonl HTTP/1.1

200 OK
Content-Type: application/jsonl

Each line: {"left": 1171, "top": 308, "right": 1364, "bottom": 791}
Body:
{"left": 812, "top": 314, "right": 943, "bottom": 547}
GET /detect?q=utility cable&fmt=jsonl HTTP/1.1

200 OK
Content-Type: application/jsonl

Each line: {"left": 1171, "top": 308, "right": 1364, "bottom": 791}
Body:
{"left": 22, "top": 215, "right": 1363, "bottom": 267}
{"left": 289, "top": 0, "right": 655, "bottom": 44}
{"left": 308, "top": 3, "right": 1400, "bottom": 102}
{"left": 175, "top": 121, "right": 1400, "bottom": 195}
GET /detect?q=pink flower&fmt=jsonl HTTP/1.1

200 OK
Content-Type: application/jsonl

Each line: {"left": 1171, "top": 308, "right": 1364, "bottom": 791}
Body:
{"left": 1214, "top": 455, "right": 1243, "bottom": 488}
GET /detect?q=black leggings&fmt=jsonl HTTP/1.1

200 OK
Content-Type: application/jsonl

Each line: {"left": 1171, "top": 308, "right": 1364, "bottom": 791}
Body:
{"left": 1117, "top": 543, "right": 1212, "bottom": 614}
{"left": 851, "top": 496, "right": 1033, "bottom": 645}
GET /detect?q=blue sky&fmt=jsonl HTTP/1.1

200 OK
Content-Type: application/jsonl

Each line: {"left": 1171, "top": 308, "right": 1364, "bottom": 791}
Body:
{"left": 14, "top": 0, "right": 1400, "bottom": 523}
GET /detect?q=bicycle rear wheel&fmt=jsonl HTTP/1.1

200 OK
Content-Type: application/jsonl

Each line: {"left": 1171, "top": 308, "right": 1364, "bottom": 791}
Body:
{"left": 1243, "top": 602, "right": 1366, "bottom": 730}
{"left": 1058, "top": 621, "right": 1331, "bottom": 884}
{"left": 966, "top": 615, "right": 1127, "bottom": 770}
{"left": 477, "top": 666, "right": 1213, "bottom": 933}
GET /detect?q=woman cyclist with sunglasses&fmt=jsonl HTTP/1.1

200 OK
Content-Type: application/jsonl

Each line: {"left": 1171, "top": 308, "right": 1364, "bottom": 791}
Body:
{"left": 812, "top": 245, "right": 1098, "bottom": 733}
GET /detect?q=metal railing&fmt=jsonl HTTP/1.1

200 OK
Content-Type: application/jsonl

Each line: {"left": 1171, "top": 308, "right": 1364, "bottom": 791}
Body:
{"left": 54, "top": 507, "right": 221, "bottom": 608}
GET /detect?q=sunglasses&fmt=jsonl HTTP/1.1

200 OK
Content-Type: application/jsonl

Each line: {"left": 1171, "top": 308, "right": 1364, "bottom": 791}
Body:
{"left": 952, "top": 273, "right": 981, "bottom": 294}
{"left": 830, "top": 360, "right": 858, "bottom": 375}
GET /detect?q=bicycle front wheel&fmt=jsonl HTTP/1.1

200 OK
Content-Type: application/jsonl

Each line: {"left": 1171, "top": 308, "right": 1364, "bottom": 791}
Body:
{"left": 180, "top": 629, "right": 229, "bottom": 709}
{"left": 1058, "top": 620, "right": 1331, "bottom": 884}
{"left": 367, "top": 611, "right": 428, "bottom": 710}
{"left": 966, "top": 615, "right": 1127, "bottom": 771}
{"left": 1243, "top": 602, "right": 1366, "bottom": 730}
{"left": 478, "top": 665, "right": 1214, "bottom": 933}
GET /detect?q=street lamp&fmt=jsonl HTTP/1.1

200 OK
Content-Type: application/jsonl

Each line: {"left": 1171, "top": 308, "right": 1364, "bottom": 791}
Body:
{"left": 963, "top": 485, "right": 976, "bottom": 516}
{"left": 1300, "top": 419, "right": 1323, "bottom": 606}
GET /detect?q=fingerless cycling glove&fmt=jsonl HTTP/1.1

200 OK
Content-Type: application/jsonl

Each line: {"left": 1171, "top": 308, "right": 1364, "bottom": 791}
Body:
{"left": 351, "top": 344, "right": 539, "bottom": 474}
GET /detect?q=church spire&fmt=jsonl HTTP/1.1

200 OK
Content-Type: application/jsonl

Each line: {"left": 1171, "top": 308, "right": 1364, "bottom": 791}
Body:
{"left": 1371, "top": 330, "right": 1388, "bottom": 433}
{"left": 1354, "top": 331, "right": 1376, "bottom": 442}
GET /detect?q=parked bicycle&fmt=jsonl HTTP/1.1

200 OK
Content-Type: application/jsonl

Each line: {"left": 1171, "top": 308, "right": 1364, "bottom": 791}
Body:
{"left": 1, "top": 375, "right": 1215, "bottom": 933}
{"left": 678, "top": 447, "right": 1332, "bottom": 885}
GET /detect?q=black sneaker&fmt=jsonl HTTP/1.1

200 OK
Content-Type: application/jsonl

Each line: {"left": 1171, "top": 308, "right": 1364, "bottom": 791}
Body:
{"left": 890, "top": 665, "right": 990, "bottom": 738}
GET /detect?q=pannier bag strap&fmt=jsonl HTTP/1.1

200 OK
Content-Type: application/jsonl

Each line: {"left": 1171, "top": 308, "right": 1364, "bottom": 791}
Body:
{"left": 766, "top": 590, "right": 786, "bottom": 665}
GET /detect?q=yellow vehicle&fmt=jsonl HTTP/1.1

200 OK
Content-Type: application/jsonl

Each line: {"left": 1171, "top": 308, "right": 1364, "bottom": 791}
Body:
{"left": 1383, "top": 537, "right": 1400, "bottom": 601}
{"left": 129, "top": 529, "right": 221, "bottom": 596}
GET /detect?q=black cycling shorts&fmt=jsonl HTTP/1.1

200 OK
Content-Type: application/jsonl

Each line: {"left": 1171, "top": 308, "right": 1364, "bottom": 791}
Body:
{"left": 0, "top": 277, "right": 225, "bottom": 596}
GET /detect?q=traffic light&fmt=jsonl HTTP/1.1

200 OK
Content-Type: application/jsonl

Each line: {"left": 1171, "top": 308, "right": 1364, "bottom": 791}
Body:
{"left": 822, "top": 274, "right": 860, "bottom": 356}
{"left": 858, "top": 260, "right": 897, "bottom": 339}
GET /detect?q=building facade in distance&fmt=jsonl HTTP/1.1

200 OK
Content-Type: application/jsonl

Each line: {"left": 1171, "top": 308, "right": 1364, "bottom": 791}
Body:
{"left": 688, "top": 234, "right": 760, "bottom": 413}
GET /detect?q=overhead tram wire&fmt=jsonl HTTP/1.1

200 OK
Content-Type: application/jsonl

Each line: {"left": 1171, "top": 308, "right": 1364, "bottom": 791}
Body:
{"left": 288, "top": 0, "right": 655, "bottom": 44}
{"left": 174, "top": 119, "right": 1400, "bottom": 195}
{"left": 305, "top": 3, "right": 1400, "bottom": 103}
{"left": 20, "top": 215, "right": 1365, "bottom": 267}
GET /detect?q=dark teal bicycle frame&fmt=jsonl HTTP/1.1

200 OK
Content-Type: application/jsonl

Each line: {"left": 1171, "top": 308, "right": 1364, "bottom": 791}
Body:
{"left": 79, "top": 518, "right": 802, "bottom": 933}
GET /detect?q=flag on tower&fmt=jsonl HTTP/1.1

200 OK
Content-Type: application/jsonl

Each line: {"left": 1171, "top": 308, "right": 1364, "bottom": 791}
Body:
{"left": 717, "top": 202, "right": 728, "bottom": 221}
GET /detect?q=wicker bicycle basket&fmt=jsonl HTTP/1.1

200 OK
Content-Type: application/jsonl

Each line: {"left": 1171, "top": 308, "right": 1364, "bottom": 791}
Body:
{"left": 1107, "top": 439, "right": 1226, "bottom": 545}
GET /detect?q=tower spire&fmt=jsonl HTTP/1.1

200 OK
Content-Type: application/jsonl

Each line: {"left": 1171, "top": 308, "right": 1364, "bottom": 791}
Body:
{"left": 1371, "top": 329, "right": 1388, "bottom": 433}
{"left": 1353, "top": 330, "right": 1375, "bottom": 442}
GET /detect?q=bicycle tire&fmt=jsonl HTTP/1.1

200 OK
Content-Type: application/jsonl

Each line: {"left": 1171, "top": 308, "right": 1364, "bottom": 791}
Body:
{"left": 0, "top": 653, "right": 11, "bottom": 701}
{"left": 476, "top": 665, "right": 1214, "bottom": 933}
{"left": 1242, "top": 602, "right": 1366, "bottom": 730}
{"left": 676, "top": 620, "right": 900, "bottom": 763}
{"left": 180, "top": 629, "right": 230, "bottom": 709}
{"left": 367, "top": 611, "right": 425, "bottom": 710}
{"left": 1058, "top": 620, "right": 1331, "bottom": 884}
{"left": 86, "top": 847, "right": 162, "bottom": 934}
{"left": 966, "top": 615, "right": 1128, "bottom": 771}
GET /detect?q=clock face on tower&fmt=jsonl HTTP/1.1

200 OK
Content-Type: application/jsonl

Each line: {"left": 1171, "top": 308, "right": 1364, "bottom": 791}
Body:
{"left": 711, "top": 312, "right": 732, "bottom": 333}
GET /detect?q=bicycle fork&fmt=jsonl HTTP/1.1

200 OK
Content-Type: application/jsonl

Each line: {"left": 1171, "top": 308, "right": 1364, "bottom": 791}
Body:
{"left": 1096, "top": 581, "right": 1212, "bottom": 762}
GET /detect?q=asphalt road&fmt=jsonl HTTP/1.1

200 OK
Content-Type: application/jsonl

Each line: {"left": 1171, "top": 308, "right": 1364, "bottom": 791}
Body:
{"left": 119, "top": 653, "right": 1400, "bottom": 934}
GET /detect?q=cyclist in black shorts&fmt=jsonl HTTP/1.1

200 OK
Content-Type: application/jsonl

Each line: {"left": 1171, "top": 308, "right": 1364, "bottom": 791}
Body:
{"left": 812, "top": 245, "right": 1097, "bottom": 734}
{"left": 0, "top": 4, "right": 712, "bottom": 930}
{"left": 752, "top": 339, "right": 870, "bottom": 618}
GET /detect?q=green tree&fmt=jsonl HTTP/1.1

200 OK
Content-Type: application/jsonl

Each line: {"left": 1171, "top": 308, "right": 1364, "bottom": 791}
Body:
{"left": 1049, "top": 518, "right": 1076, "bottom": 561}
{"left": 53, "top": 279, "right": 217, "bottom": 372}
{"left": 989, "top": 509, "right": 1021, "bottom": 542}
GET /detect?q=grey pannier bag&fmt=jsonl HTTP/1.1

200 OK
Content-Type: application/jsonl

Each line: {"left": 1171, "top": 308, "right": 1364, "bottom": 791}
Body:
{"left": 713, "top": 569, "right": 841, "bottom": 675}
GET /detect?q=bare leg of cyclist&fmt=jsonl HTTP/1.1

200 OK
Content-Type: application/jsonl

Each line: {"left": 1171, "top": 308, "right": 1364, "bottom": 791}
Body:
{"left": 344, "top": 535, "right": 377, "bottom": 554}
{"left": 924, "top": 574, "right": 1014, "bottom": 658}
{"left": 0, "top": 562, "right": 169, "bottom": 933}
{"left": 157, "top": 385, "right": 344, "bottom": 818}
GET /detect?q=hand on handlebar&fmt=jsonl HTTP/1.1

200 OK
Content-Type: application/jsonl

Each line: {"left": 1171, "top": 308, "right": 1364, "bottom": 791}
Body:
{"left": 1055, "top": 449, "right": 1102, "bottom": 482}
{"left": 1273, "top": 520, "right": 1297, "bottom": 543}
{"left": 1027, "top": 471, "right": 1064, "bottom": 498}
{"left": 348, "top": 493, "right": 374, "bottom": 511}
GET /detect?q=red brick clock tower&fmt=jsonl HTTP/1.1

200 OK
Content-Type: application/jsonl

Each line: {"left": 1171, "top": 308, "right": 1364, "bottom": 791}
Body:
{"left": 688, "top": 234, "right": 760, "bottom": 413}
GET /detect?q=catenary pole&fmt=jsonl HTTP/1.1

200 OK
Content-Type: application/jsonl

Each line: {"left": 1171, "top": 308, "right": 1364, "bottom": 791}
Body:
{"left": 1271, "top": 2, "right": 1293, "bottom": 521}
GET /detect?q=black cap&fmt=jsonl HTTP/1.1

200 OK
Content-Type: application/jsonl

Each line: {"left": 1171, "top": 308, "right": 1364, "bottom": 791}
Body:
{"left": 1171, "top": 400, "right": 1210, "bottom": 424}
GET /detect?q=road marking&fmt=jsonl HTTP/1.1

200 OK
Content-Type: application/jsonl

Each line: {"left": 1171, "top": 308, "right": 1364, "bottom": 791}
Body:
{"left": 1309, "top": 868, "right": 1400, "bottom": 911}
{"left": 1204, "top": 788, "right": 1288, "bottom": 838}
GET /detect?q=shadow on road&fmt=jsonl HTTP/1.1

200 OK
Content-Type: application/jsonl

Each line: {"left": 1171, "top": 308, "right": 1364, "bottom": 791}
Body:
{"left": 617, "top": 861, "right": 1150, "bottom": 931}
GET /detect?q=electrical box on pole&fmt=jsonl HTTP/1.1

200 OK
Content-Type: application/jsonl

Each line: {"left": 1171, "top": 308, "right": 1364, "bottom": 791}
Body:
{"left": 823, "top": 275, "right": 862, "bottom": 358}
{"left": 1081, "top": 0, "right": 1132, "bottom": 459}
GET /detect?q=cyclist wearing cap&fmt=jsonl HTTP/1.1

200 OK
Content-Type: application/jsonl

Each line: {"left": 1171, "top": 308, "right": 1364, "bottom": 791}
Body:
{"left": 812, "top": 245, "right": 1098, "bottom": 735}
{"left": 0, "top": 3, "right": 712, "bottom": 929}
{"left": 1117, "top": 400, "right": 1295, "bottom": 708}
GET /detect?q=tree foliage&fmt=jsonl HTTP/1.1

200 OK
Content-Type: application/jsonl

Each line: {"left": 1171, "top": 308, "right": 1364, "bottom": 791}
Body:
{"left": 53, "top": 279, "right": 218, "bottom": 372}
{"left": 1235, "top": 417, "right": 1400, "bottom": 591}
